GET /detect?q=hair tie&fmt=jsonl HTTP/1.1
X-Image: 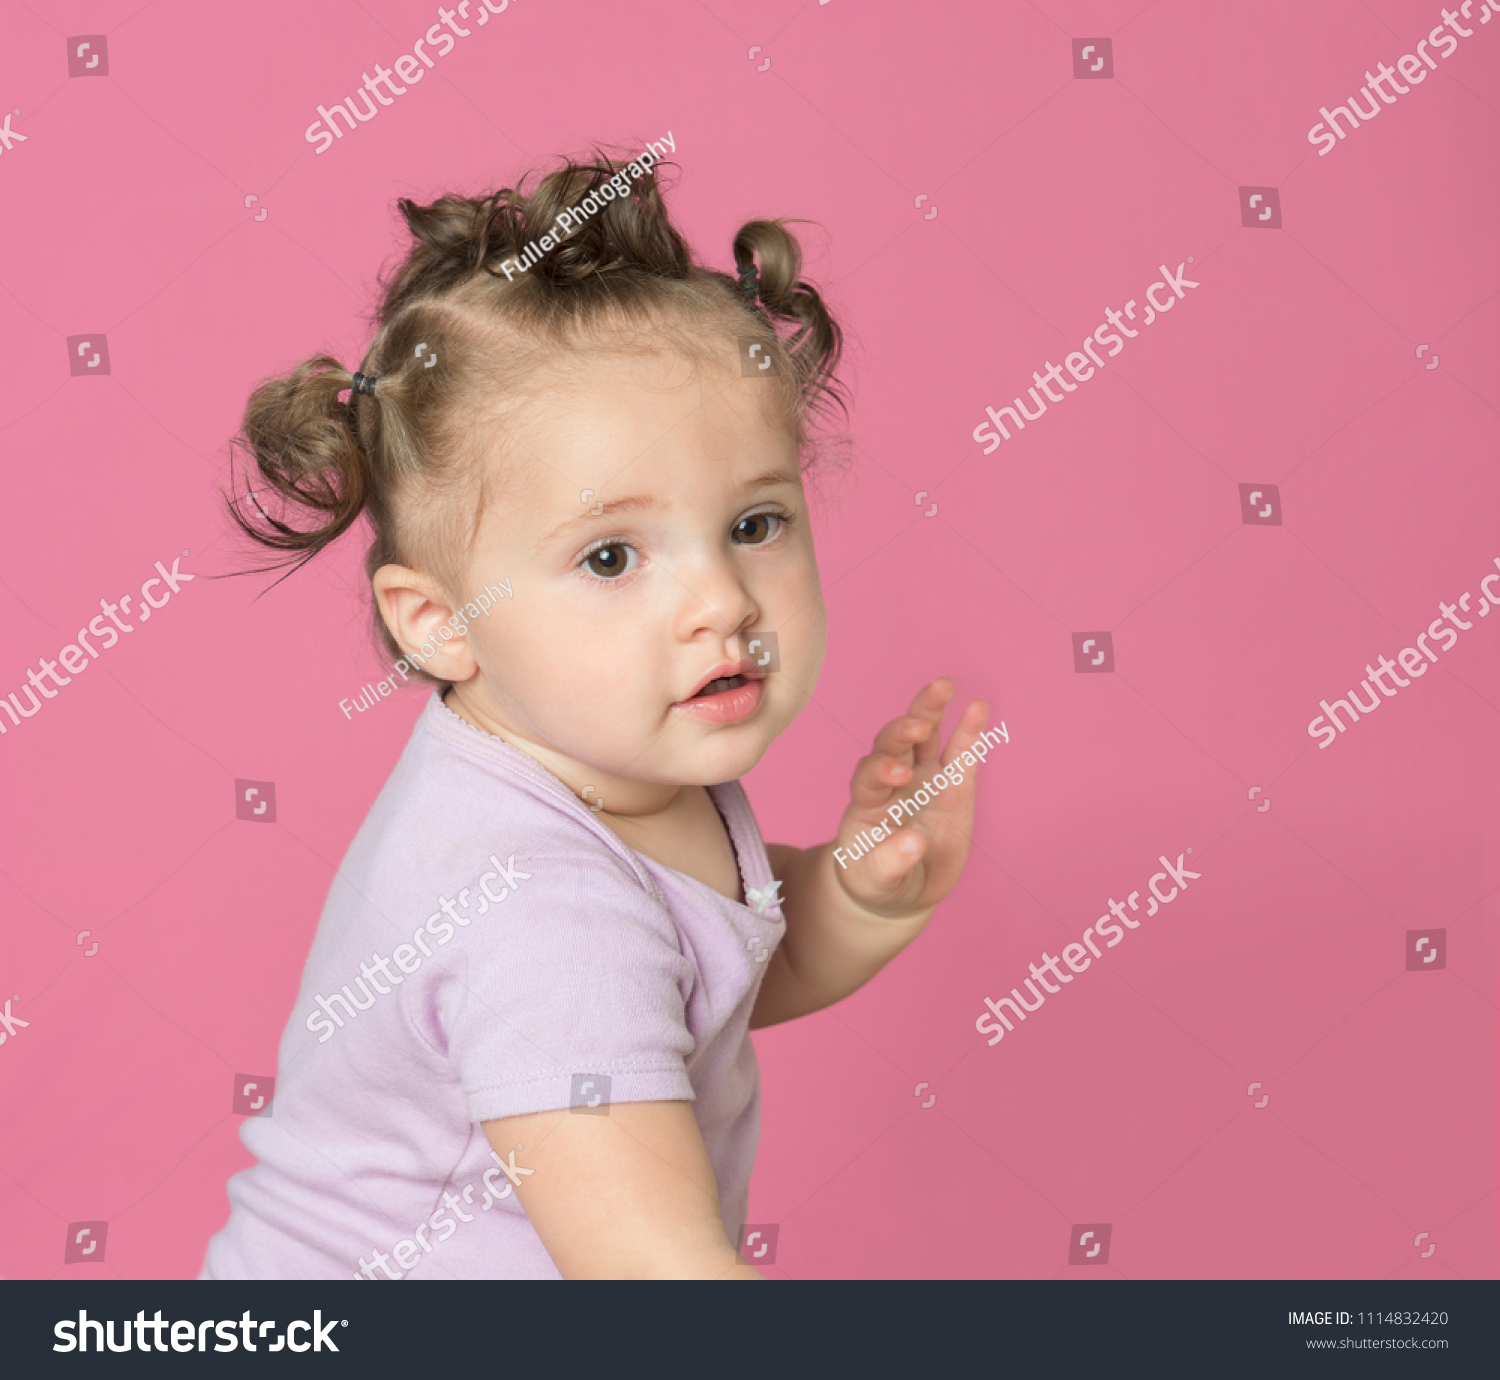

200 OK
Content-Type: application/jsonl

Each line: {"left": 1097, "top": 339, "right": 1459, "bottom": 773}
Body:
{"left": 351, "top": 372, "right": 379, "bottom": 396}
{"left": 736, "top": 263, "right": 760, "bottom": 303}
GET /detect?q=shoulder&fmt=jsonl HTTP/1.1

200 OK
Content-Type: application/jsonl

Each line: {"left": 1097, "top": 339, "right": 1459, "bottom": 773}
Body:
{"left": 340, "top": 695, "right": 666, "bottom": 922}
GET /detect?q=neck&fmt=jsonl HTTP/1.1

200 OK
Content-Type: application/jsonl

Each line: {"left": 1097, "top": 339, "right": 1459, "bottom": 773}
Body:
{"left": 442, "top": 684, "right": 685, "bottom": 819}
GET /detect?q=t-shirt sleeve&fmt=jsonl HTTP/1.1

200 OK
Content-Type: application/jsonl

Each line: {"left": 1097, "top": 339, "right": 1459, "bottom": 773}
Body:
{"left": 432, "top": 851, "right": 698, "bottom": 1124}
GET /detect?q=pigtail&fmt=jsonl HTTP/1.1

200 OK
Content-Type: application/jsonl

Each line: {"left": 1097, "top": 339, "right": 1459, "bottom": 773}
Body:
{"left": 734, "top": 219, "right": 847, "bottom": 424}
{"left": 225, "top": 356, "right": 374, "bottom": 577}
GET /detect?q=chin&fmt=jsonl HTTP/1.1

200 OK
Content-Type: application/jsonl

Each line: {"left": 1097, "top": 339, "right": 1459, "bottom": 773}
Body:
{"left": 682, "top": 724, "right": 778, "bottom": 785}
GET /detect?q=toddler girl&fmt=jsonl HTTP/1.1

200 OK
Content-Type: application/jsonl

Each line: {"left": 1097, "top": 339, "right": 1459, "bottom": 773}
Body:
{"left": 201, "top": 147, "right": 991, "bottom": 1280}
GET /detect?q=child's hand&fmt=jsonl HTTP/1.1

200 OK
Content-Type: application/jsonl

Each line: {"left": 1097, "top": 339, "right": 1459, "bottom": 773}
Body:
{"left": 751, "top": 678, "right": 998, "bottom": 1029}
{"left": 832, "top": 678, "right": 990, "bottom": 920}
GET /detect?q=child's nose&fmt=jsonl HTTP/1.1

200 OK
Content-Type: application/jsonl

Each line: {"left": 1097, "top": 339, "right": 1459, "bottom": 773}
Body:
{"left": 673, "top": 552, "right": 760, "bottom": 643}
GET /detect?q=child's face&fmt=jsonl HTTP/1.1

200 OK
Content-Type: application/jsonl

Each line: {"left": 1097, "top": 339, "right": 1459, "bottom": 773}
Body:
{"left": 445, "top": 347, "right": 827, "bottom": 791}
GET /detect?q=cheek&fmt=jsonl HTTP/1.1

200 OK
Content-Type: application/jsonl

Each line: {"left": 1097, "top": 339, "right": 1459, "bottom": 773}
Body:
{"left": 478, "top": 591, "right": 662, "bottom": 707}
{"left": 766, "top": 540, "right": 826, "bottom": 627}
{"left": 759, "top": 546, "right": 827, "bottom": 685}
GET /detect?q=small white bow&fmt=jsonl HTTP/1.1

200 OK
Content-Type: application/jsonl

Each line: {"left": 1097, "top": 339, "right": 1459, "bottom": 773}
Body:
{"left": 745, "top": 879, "right": 783, "bottom": 914}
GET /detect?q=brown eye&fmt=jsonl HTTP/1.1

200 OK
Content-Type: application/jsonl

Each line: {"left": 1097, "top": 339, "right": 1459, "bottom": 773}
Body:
{"left": 733, "top": 513, "right": 780, "bottom": 545}
{"left": 585, "top": 543, "right": 631, "bottom": 578}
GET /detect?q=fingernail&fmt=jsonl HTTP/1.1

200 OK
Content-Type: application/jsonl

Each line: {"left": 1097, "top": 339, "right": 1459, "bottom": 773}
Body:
{"left": 900, "top": 835, "right": 921, "bottom": 855}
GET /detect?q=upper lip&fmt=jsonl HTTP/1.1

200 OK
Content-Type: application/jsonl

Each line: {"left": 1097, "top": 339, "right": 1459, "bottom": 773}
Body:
{"left": 679, "top": 659, "right": 765, "bottom": 702}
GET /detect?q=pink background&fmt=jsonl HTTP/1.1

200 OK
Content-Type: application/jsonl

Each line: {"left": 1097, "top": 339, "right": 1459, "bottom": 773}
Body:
{"left": 1, "top": 0, "right": 1496, "bottom": 1280}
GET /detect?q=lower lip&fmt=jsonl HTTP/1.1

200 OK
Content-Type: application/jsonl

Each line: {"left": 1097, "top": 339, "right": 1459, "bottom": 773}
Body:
{"left": 672, "top": 677, "right": 765, "bottom": 724}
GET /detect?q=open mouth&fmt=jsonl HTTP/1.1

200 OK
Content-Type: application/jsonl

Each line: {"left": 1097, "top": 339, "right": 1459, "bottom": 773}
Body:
{"left": 673, "top": 663, "right": 766, "bottom": 725}
{"left": 692, "top": 674, "right": 748, "bottom": 698}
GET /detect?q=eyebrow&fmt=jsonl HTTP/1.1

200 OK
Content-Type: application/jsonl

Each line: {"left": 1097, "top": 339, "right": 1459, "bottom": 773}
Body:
{"left": 539, "top": 467, "right": 801, "bottom": 545}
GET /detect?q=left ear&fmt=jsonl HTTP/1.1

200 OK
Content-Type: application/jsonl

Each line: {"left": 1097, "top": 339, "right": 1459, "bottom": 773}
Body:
{"left": 371, "top": 562, "right": 478, "bottom": 682}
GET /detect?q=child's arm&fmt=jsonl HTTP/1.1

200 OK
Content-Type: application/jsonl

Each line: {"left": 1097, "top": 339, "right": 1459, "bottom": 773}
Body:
{"left": 751, "top": 678, "right": 989, "bottom": 1029}
{"left": 481, "top": 1103, "right": 763, "bottom": 1279}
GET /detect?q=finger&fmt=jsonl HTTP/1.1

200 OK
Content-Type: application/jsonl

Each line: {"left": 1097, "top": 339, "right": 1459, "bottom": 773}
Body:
{"left": 859, "top": 827, "right": 928, "bottom": 898}
{"left": 941, "top": 698, "right": 991, "bottom": 769}
{"left": 906, "top": 678, "right": 954, "bottom": 767}
{"left": 848, "top": 751, "right": 914, "bottom": 814}
{"left": 908, "top": 700, "right": 991, "bottom": 819}
{"left": 871, "top": 713, "right": 935, "bottom": 762}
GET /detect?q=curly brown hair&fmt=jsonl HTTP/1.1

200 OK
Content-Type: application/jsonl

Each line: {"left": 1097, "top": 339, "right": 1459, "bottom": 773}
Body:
{"left": 224, "top": 147, "right": 847, "bottom": 681}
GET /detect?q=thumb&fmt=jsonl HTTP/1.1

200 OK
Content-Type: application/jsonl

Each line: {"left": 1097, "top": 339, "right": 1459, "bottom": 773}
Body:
{"left": 851, "top": 826, "right": 926, "bottom": 900}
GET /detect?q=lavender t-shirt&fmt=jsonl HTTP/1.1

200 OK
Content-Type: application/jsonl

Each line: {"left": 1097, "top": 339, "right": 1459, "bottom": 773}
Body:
{"left": 200, "top": 691, "right": 784, "bottom": 1280}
